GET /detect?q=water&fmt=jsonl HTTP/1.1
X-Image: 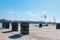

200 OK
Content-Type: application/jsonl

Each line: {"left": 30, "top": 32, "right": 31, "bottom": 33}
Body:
{"left": 0, "top": 22, "right": 54, "bottom": 27}
{"left": 0, "top": 23, "right": 39, "bottom": 27}
{"left": 0, "top": 23, "right": 2, "bottom": 27}
{"left": 30, "top": 24, "right": 39, "bottom": 27}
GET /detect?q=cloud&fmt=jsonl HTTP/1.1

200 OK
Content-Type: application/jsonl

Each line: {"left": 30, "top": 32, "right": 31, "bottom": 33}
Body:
{"left": 26, "top": 10, "right": 49, "bottom": 21}
{"left": 27, "top": 11, "right": 42, "bottom": 21}
{"left": 27, "top": 11, "right": 41, "bottom": 17}
{"left": 9, "top": 11, "right": 14, "bottom": 14}
{"left": 27, "top": 11, "right": 37, "bottom": 17}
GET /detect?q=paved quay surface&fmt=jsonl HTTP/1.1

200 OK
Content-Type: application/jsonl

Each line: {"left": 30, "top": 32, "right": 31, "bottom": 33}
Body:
{"left": 0, "top": 25, "right": 60, "bottom": 40}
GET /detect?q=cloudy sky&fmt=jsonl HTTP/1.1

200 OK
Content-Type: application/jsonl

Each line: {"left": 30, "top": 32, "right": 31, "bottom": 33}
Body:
{"left": 0, "top": 0, "right": 60, "bottom": 22}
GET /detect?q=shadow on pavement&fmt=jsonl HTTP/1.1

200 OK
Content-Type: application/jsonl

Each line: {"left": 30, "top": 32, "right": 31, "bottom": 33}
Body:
{"left": 2, "top": 30, "right": 17, "bottom": 33}
{"left": 9, "top": 34, "right": 23, "bottom": 39}
{"left": 0, "top": 28, "right": 7, "bottom": 30}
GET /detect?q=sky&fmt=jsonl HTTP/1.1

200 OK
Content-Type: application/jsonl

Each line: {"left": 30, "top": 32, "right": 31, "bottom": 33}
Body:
{"left": 0, "top": 0, "right": 60, "bottom": 22}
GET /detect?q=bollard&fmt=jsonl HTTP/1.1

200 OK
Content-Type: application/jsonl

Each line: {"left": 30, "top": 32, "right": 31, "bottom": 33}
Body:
{"left": 21, "top": 22, "right": 29, "bottom": 35}
{"left": 12, "top": 22, "right": 18, "bottom": 31}
{"left": 56, "top": 23, "right": 60, "bottom": 29}
{"left": 39, "top": 23, "right": 42, "bottom": 28}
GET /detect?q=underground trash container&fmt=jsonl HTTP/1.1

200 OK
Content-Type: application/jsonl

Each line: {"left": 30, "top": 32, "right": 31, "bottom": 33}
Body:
{"left": 2, "top": 22, "right": 5, "bottom": 28}
{"left": 21, "top": 22, "right": 29, "bottom": 35}
{"left": 45, "top": 24, "right": 48, "bottom": 26}
{"left": 39, "top": 23, "right": 42, "bottom": 28}
{"left": 12, "top": 22, "right": 18, "bottom": 31}
{"left": 2, "top": 21, "right": 9, "bottom": 29}
{"left": 56, "top": 23, "right": 60, "bottom": 29}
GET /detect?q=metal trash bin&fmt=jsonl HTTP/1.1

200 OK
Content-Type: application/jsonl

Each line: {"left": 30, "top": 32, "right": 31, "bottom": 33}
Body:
{"left": 21, "top": 22, "right": 29, "bottom": 35}
{"left": 2, "top": 21, "right": 9, "bottom": 29}
{"left": 39, "top": 23, "right": 42, "bottom": 28}
{"left": 12, "top": 22, "right": 18, "bottom": 31}
{"left": 56, "top": 23, "right": 60, "bottom": 29}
